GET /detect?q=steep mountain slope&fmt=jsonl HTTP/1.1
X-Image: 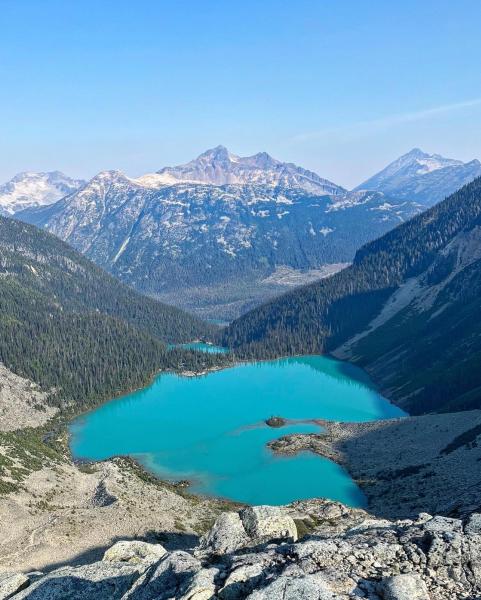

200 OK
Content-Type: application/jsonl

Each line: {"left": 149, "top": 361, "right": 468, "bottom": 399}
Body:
{"left": 0, "top": 216, "right": 221, "bottom": 407}
{"left": 18, "top": 149, "right": 422, "bottom": 319}
{"left": 222, "top": 177, "right": 481, "bottom": 415}
{"left": 0, "top": 171, "right": 84, "bottom": 215}
{"left": 356, "top": 148, "right": 481, "bottom": 206}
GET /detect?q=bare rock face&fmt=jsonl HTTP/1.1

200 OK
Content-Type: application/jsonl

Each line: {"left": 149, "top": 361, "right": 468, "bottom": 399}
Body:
{"left": 245, "top": 573, "right": 339, "bottom": 599}
{"left": 122, "top": 550, "right": 214, "bottom": 600}
{"left": 199, "top": 511, "right": 249, "bottom": 555}
{"left": 0, "top": 573, "right": 30, "bottom": 599}
{"left": 6, "top": 502, "right": 481, "bottom": 599}
{"left": 13, "top": 562, "right": 145, "bottom": 599}
{"left": 378, "top": 574, "right": 430, "bottom": 600}
{"left": 239, "top": 505, "right": 298, "bottom": 543}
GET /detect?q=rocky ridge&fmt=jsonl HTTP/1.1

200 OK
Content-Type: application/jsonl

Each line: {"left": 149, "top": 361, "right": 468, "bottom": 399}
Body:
{"left": 3, "top": 500, "right": 481, "bottom": 599}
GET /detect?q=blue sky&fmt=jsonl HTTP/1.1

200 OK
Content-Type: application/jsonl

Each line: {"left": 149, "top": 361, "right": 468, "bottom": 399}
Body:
{"left": 1, "top": 0, "right": 481, "bottom": 187}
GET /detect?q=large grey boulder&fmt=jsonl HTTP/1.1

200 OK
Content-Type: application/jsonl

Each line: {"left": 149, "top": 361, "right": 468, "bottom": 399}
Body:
{"left": 123, "top": 550, "right": 217, "bottom": 600}
{"left": 245, "top": 573, "right": 340, "bottom": 599}
{"left": 177, "top": 567, "right": 217, "bottom": 600}
{"left": 199, "top": 512, "right": 249, "bottom": 555}
{"left": 0, "top": 573, "right": 30, "bottom": 599}
{"left": 103, "top": 540, "right": 166, "bottom": 564}
{"left": 240, "top": 506, "right": 297, "bottom": 543}
{"left": 14, "top": 562, "right": 145, "bottom": 599}
{"left": 379, "top": 574, "right": 430, "bottom": 600}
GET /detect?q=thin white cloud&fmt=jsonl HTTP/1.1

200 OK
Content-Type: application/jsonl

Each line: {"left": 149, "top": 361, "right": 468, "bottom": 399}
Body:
{"left": 294, "top": 97, "right": 481, "bottom": 143}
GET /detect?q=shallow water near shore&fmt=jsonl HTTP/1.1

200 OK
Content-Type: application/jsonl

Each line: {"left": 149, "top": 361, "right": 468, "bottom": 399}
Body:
{"left": 70, "top": 352, "right": 405, "bottom": 506}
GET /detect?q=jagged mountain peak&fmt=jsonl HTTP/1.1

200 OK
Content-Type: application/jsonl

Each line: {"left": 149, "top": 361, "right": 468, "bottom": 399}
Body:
{"left": 156, "top": 147, "right": 344, "bottom": 195}
{"left": 196, "top": 145, "right": 236, "bottom": 162}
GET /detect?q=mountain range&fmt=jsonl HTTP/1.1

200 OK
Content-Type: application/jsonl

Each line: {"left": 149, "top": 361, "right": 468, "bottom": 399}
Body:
{"left": 5, "top": 146, "right": 481, "bottom": 320}
{"left": 222, "top": 176, "right": 481, "bottom": 415}
{"left": 15, "top": 147, "right": 426, "bottom": 319}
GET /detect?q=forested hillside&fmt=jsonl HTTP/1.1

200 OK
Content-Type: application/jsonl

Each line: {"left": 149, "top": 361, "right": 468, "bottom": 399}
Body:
{"left": 0, "top": 217, "right": 225, "bottom": 408}
{"left": 222, "top": 177, "right": 481, "bottom": 414}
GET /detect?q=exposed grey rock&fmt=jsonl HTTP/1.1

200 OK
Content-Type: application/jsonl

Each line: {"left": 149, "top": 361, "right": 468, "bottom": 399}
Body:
{"left": 274, "top": 411, "right": 481, "bottom": 521}
{"left": 103, "top": 540, "right": 166, "bottom": 564}
{"left": 177, "top": 567, "right": 217, "bottom": 600}
{"left": 14, "top": 562, "right": 145, "bottom": 599}
{"left": 245, "top": 573, "right": 339, "bottom": 599}
{"left": 11, "top": 501, "right": 481, "bottom": 599}
{"left": 378, "top": 573, "right": 429, "bottom": 600}
{"left": 464, "top": 512, "right": 481, "bottom": 534}
{"left": 122, "top": 550, "right": 212, "bottom": 600}
{"left": 424, "top": 515, "right": 462, "bottom": 534}
{"left": 0, "top": 573, "right": 30, "bottom": 599}
{"left": 199, "top": 511, "right": 249, "bottom": 555}
{"left": 218, "top": 562, "right": 266, "bottom": 599}
{"left": 240, "top": 505, "right": 298, "bottom": 543}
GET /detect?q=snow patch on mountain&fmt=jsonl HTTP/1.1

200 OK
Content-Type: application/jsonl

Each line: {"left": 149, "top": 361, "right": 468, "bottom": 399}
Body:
{"left": 0, "top": 171, "right": 85, "bottom": 215}
{"left": 356, "top": 148, "right": 481, "bottom": 206}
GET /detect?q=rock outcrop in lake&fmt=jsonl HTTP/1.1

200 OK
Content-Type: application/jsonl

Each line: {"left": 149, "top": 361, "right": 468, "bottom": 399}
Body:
{"left": 5, "top": 499, "right": 481, "bottom": 599}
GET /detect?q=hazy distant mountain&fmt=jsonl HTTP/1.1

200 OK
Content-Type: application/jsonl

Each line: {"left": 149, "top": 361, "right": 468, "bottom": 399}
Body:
{"left": 144, "top": 145, "right": 346, "bottom": 196}
{"left": 0, "top": 171, "right": 85, "bottom": 215}
{"left": 18, "top": 149, "right": 422, "bottom": 319}
{"left": 355, "top": 148, "right": 481, "bottom": 205}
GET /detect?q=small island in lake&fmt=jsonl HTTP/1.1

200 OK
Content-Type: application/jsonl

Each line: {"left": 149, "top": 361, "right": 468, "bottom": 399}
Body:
{"left": 265, "top": 416, "right": 288, "bottom": 428}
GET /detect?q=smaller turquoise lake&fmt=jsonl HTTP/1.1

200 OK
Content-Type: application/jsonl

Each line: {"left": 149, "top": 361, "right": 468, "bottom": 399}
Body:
{"left": 70, "top": 350, "right": 405, "bottom": 507}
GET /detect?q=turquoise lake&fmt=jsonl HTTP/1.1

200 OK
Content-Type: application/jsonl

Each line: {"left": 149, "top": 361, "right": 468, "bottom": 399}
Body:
{"left": 70, "top": 350, "right": 405, "bottom": 506}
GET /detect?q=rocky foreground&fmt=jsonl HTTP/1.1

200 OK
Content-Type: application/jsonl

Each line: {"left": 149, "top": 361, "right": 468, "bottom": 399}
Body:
{"left": 1, "top": 499, "right": 480, "bottom": 599}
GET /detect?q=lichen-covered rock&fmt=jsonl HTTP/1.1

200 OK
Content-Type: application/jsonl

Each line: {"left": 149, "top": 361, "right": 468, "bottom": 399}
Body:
{"left": 240, "top": 505, "right": 298, "bottom": 542}
{"left": 378, "top": 573, "right": 430, "bottom": 600}
{"left": 424, "top": 515, "right": 462, "bottom": 534}
{"left": 10, "top": 501, "right": 481, "bottom": 600}
{"left": 177, "top": 568, "right": 218, "bottom": 600}
{"left": 13, "top": 562, "right": 145, "bottom": 599}
{"left": 199, "top": 511, "right": 249, "bottom": 555}
{"left": 245, "top": 573, "right": 339, "bottom": 599}
{"left": 0, "top": 573, "right": 30, "bottom": 599}
{"left": 123, "top": 550, "right": 215, "bottom": 600}
{"left": 103, "top": 540, "right": 166, "bottom": 564}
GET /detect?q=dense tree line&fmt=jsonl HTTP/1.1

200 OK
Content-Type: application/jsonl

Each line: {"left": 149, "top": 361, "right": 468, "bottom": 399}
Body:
{"left": 0, "top": 217, "right": 229, "bottom": 409}
{"left": 222, "top": 177, "right": 481, "bottom": 414}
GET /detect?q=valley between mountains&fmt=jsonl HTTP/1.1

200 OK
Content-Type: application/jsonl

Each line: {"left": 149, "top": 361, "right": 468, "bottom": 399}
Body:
{"left": 0, "top": 148, "right": 481, "bottom": 598}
